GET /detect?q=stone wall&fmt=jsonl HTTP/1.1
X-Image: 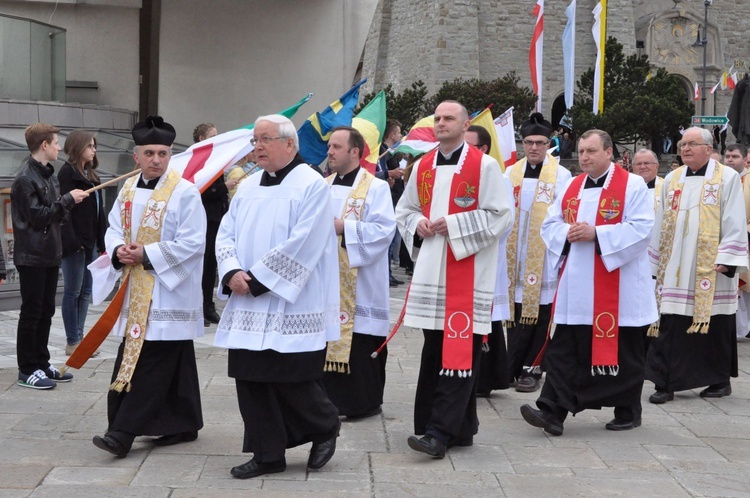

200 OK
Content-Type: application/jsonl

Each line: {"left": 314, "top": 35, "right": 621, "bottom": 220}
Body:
{"left": 362, "top": 0, "right": 749, "bottom": 132}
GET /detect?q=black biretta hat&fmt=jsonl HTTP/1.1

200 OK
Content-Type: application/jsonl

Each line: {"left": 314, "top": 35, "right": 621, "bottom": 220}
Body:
{"left": 132, "top": 116, "right": 176, "bottom": 146}
{"left": 520, "top": 112, "right": 552, "bottom": 139}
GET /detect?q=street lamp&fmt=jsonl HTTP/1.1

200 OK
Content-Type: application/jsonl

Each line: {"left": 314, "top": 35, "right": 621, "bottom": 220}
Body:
{"left": 691, "top": 0, "right": 712, "bottom": 117}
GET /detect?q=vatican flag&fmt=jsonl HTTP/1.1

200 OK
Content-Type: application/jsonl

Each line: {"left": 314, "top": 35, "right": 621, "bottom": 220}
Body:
{"left": 592, "top": 0, "right": 607, "bottom": 115}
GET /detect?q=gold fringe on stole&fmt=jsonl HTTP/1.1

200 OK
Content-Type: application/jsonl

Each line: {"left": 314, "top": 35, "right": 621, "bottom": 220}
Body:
{"left": 647, "top": 321, "right": 660, "bottom": 338}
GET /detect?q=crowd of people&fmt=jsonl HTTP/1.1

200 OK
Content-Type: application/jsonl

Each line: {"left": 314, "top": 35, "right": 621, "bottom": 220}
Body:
{"left": 8, "top": 99, "right": 750, "bottom": 477}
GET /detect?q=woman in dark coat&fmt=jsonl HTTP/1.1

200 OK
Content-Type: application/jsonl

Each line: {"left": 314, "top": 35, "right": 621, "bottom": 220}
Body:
{"left": 58, "top": 130, "right": 107, "bottom": 355}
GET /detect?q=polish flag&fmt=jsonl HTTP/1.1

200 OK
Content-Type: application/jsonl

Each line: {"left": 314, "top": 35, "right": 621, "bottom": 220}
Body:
{"left": 529, "top": 0, "right": 545, "bottom": 112}
{"left": 728, "top": 72, "right": 739, "bottom": 91}
{"left": 494, "top": 107, "right": 518, "bottom": 167}
{"left": 169, "top": 128, "right": 255, "bottom": 193}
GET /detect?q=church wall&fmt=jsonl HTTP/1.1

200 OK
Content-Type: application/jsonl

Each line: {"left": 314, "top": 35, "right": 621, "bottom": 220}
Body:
{"left": 362, "top": 0, "right": 750, "bottom": 133}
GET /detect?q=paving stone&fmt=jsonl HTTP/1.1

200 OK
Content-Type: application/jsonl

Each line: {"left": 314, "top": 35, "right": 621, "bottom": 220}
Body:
{"left": 671, "top": 472, "right": 750, "bottom": 498}
{"left": 42, "top": 466, "right": 135, "bottom": 486}
{"left": 0, "top": 463, "right": 51, "bottom": 489}
{"left": 130, "top": 454, "right": 207, "bottom": 487}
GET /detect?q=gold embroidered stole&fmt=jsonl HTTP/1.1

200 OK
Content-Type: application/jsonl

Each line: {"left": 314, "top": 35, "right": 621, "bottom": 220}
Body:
{"left": 111, "top": 169, "right": 181, "bottom": 392}
{"left": 506, "top": 156, "right": 559, "bottom": 326}
{"left": 652, "top": 164, "right": 723, "bottom": 336}
{"left": 324, "top": 170, "right": 375, "bottom": 373}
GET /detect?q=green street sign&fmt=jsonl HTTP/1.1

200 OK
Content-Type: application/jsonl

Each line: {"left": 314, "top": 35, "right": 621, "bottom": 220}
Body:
{"left": 692, "top": 116, "right": 729, "bottom": 126}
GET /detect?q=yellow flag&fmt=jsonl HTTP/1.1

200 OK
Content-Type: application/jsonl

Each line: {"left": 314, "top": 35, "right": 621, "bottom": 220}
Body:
{"left": 470, "top": 108, "right": 506, "bottom": 172}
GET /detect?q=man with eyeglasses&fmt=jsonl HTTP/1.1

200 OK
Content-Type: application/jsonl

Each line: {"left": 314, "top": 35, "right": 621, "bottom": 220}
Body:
{"left": 647, "top": 127, "right": 747, "bottom": 404}
{"left": 396, "top": 100, "right": 512, "bottom": 459}
{"left": 215, "top": 115, "right": 341, "bottom": 478}
{"left": 632, "top": 149, "right": 663, "bottom": 213}
{"left": 520, "top": 129, "right": 656, "bottom": 435}
{"left": 504, "top": 113, "right": 571, "bottom": 394}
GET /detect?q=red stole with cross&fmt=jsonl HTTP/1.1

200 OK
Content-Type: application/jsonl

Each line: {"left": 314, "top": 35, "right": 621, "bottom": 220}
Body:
{"left": 416, "top": 145, "right": 483, "bottom": 376}
{"left": 560, "top": 165, "right": 629, "bottom": 375}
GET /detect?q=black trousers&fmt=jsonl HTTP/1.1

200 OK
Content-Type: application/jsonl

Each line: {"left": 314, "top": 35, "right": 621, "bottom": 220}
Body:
{"left": 201, "top": 219, "right": 220, "bottom": 308}
{"left": 506, "top": 303, "right": 551, "bottom": 382}
{"left": 235, "top": 379, "right": 340, "bottom": 463}
{"left": 414, "top": 330, "right": 482, "bottom": 442}
{"left": 16, "top": 265, "right": 58, "bottom": 374}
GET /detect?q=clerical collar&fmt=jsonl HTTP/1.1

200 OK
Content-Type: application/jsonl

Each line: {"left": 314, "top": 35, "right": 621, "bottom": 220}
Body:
{"left": 260, "top": 154, "right": 304, "bottom": 186}
{"left": 584, "top": 170, "right": 610, "bottom": 189}
{"left": 646, "top": 178, "right": 656, "bottom": 189}
{"left": 524, "top": 161, "right": 543, "bottom": 179}
{"left": 436, "top": 143, "right": 464, "bottom": 165}
{"left": 137, "top": 175, "right": 160, "bottom": 189}
{"left": 333, "top": 166, "right": 360, "bottom": 187}
{"left": 686, "top": 163, "right": 708, "bottom": 177}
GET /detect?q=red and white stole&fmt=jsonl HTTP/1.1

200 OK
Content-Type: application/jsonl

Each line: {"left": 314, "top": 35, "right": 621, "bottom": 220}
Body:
{"left": 560, "top": 165, "right": 629, "bottom": 375}
{"left": 416, "top": 144, "right": 483, "bottom": 377}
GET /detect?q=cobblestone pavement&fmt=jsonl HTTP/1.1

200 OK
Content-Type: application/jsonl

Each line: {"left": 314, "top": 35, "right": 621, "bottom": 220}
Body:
{"left": 1, "top": 266, "right": 750, "bottom": 497}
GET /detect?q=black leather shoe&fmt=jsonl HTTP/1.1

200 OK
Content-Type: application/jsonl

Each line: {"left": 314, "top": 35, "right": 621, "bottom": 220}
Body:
{"left": 699, "top": 385, "right": 732, "bottom": 398}
{"left": 204, "top": 307, "right": 221, "bottom": 324}
{"left": 407, "top": 434, "right": 446, "bottom": 458}
{"left": 230, "top": 458, "right": 286, "bottom": 479}
{"left": 308, "top": 424, "right": 339, "bottom": 470}
{"left": 648, "top": 390, "right": 674, "bottom": 404}
{"left": 515, "top": 376, "right": 540, "bottom": 393}
{"left": 152, "top": 431, "right": 198, "bottom": 446}
{"left": 605, "top": 417, "right": 642, "bottom": 431}
{"left": 475, "top": 390, "right": 491, "bottom": 398}
{"left": 520, "top": 404, "right": 564, "bottom": 436}
{"left": 391, "top": 277, "right": 404, "bottom": 285}
{"left": 92, "top": 434, "right": 129, "bottom": 458}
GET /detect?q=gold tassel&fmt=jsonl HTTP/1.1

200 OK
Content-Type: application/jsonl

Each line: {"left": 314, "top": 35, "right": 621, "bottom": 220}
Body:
{"left": 109, "top": 380, "right": 130, "bottom": 393}
{"left": 700, "top": 322, "right": 710, "bottom": 334}
{"left": 647, "top": 322, "right": 659, "bottom": 337}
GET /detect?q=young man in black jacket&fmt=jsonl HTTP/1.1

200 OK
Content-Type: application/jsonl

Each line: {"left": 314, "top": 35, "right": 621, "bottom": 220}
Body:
{"left": 11, "top": 123, "right": 88, "bottom": 389}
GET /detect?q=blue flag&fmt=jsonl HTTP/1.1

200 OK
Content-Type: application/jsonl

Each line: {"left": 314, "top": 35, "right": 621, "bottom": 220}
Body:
{"left": 297, "top": 79, "right": 367, "bottom": 166}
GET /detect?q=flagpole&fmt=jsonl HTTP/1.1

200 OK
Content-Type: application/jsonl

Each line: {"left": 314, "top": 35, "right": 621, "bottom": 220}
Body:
{"left": 84, "top": 169, "right": 140, "bottom": 194}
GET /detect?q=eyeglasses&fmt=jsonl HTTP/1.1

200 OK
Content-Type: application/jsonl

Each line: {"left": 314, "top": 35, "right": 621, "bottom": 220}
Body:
{"left": 522, "top": 139, "right": 549, "bottom": 148}
{"left": 632, "top": 161, "right": 657, "bottom": 166}
{"left": 680, "top": 141, "right": 710, "bottom": 149}
{"left": 250, "top": 136, "right": 285, "bottom": 146}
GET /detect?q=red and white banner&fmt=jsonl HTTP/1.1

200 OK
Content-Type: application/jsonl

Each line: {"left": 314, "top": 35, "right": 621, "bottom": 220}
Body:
{"left": 529, "top": 0, "right": 544, "bottom": 113}
{"left": 169, "top": 128, "right": 255, "bottom": 193}
{"left": 494, "top": 107, "right": 518, "bottom": 166}
{"left": 694, "top": 82, "right": 700, "bottom": 101}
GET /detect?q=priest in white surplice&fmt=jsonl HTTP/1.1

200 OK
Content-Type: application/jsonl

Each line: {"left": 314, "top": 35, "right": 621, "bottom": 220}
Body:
{"left": 722, "top": 144, "right": 750, "bottom": 338}
{"left": 646, "top": 128, "right": 748, "bottom": 404}
{"left": 322, "top": 127, "right": 396, "bottom": 419}
{"left": 520, "top": 130, "right": 657, "bottom": 436}
{"left": 92, "top": 116, "right": 206, "bottom": 458}
{"left": 504, "top": 113, "right": 572, "bottom": 394}
{"left": 214, "top": 115, "right": 341, "bottom": 480}
{"left": 396, "top": 101, "right": 513, "bottom": 458}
